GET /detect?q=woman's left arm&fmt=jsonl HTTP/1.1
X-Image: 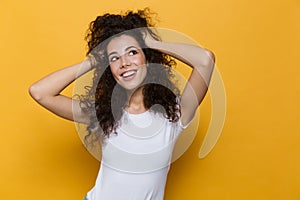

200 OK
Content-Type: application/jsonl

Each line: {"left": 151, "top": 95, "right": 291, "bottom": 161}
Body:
{"left": 146, "top": 39, "right": 215, "bottom": 127}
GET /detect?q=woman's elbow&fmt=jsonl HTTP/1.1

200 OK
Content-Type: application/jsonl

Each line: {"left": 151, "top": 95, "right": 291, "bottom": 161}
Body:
{"left": 28, "top": 84, "right": 43, "bottom": 102}
{"left": 204, "top": 49, "right": 215, "bottom": 68}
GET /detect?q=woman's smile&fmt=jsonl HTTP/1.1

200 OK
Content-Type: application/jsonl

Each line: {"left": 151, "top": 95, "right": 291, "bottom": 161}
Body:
{"left": 120, "top": 69, "right": 138, "bottom": 80}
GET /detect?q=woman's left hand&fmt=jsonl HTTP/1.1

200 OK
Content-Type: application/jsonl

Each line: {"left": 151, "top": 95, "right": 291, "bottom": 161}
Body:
{"left": 142, "top": 28, "right": 158, "bottom": 48}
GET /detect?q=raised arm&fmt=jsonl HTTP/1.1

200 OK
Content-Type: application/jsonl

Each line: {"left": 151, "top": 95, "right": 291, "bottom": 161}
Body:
{"left": 29, "top": 59, "right": 93, "bottom": 124}
{"left": 145, "top": 37, "right": 215, "bottom": 127}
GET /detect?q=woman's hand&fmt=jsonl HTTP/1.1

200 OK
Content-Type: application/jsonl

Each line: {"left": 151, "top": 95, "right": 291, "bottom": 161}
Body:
{"left": 142, "top": 28, "right": 159, "bottom": 48}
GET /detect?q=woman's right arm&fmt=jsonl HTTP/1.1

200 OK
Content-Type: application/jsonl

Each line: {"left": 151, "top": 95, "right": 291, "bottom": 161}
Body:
{"left": 28, "top": 59, "right": 92, "bottom": 124}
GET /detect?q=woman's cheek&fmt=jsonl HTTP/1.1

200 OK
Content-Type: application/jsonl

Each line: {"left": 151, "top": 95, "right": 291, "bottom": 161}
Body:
{"left": 110, "top": 65, "right": 120, "bottom": 81}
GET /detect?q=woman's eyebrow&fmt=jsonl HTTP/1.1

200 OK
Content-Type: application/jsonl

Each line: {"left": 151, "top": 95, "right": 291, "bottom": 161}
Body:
{"left": 108, "top": 46, "right": 139, "bottom": 57}
{"left": 125, "top": 45, "right": 138, "bottom": 51}
{"left": 108, "top": 51, "right": 117, "bottom": 57}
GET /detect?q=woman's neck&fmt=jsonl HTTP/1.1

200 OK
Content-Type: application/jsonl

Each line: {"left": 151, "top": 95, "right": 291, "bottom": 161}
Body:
{"left": 126, "top": 87, "right": 147, "bottom": 114}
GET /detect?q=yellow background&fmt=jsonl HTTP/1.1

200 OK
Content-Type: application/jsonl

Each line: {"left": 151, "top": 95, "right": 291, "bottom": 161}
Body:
{"left": 1, "top": 0, "right": 299, "bottom": 199}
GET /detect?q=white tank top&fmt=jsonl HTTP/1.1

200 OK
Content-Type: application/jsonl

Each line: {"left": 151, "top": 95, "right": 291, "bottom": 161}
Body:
{"left": 86, "top": 110, "right": 185, "bottom": 200}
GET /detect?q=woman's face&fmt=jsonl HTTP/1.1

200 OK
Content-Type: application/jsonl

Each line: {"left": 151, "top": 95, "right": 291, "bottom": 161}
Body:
{"left": 107, "top": 34, "right": 147, "bottom": 91}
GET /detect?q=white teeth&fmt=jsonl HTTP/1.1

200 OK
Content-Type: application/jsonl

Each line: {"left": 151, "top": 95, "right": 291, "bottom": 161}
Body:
{"left": 122, "top": 70, "right": 136, "bottom": 78}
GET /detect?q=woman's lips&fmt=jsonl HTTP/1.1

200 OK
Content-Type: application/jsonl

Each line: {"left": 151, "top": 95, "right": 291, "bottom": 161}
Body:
{"left": 121, "top": 70, "right": 137, "bottom": 81}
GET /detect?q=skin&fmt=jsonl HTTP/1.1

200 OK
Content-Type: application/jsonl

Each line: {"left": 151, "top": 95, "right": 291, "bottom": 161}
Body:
{"left": 29, "top": 30, "right": 215, "bottom": 127}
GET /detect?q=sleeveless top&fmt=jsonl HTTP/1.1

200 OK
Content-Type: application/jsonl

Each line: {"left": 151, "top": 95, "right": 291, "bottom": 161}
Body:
{"left": 86, "top": 110, "right": 186, "bottom": 200}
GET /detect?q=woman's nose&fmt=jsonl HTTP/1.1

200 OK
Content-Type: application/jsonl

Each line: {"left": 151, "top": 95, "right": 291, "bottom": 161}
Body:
{"left": 120, "top": 55, "right": 130, "bottom": 68}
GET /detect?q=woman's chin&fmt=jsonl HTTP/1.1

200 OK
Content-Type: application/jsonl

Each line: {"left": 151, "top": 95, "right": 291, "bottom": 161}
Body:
{"left": 122, "top": 85, "right": 140, "bottom": 92}
{"left": 118, "top": 83, "right": 143, "bottom": 93}
{"left": 118, "top": 79, "right": 145, "bottom": 91}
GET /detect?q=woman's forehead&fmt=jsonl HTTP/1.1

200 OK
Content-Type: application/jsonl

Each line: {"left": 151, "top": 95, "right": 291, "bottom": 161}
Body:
{"left": 107, "top": 34, "right": 141, "bottom": 54}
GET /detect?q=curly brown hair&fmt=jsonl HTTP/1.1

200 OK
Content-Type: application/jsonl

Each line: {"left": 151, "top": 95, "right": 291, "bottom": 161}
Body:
{"left": 78, "top": 8, "right": 181, "bottom": 145}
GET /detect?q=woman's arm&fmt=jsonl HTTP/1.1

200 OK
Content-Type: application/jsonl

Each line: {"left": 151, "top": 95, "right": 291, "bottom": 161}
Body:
{"left": 146, "top": 38, "right": 215, "bottom": 126}
{"left": 29, "top": 59, "right": 93, "bottom": 124}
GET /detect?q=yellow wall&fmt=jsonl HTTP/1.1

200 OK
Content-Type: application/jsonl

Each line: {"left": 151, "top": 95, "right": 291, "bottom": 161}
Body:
{"left": 1, "top": 0, "right": 300, "bottom": 199}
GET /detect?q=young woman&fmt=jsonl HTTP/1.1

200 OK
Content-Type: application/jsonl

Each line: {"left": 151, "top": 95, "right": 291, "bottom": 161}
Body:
{"left": 29, "top": 8, "right": 215, "bottom": 200}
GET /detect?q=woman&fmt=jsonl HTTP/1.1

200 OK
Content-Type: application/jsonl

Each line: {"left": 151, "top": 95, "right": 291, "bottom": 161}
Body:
{"left": 29, "top": 8, "right": 215, "bottom": 200}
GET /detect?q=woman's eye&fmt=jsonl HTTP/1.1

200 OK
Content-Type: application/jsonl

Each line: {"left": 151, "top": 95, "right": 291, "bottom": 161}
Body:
{"left": 128, "top": 50, "right": 138, "bottom": 56}
{"left": 110, "top": 56, "right": 119, "bottom": 62}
